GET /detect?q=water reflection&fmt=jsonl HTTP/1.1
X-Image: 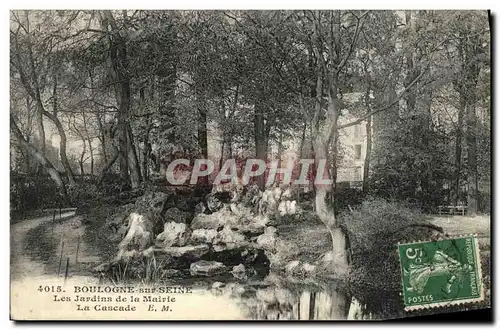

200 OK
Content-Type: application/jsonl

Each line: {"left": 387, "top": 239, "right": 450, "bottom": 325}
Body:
{"left": 209, "top": 274, "right": 350, "bottom": 320}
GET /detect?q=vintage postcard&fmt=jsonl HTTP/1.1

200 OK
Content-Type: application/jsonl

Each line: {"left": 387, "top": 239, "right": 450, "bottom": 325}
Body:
{"left": 9, "top": 9, "right": 491, "bottom": 321}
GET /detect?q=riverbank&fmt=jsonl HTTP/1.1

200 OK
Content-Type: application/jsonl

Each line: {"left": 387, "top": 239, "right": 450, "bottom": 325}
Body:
{"left": 12, "top": 200, "right": 491, "bottom": 320}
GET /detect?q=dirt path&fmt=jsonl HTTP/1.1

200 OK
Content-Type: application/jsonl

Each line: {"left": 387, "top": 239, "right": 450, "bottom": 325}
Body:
{"left": 11, "top": 209, "right": 103, "bottom": 281}
{"left": 431, "top": 215, "right": 490, "bottom": 249}
{"left": 10, "top": 211, "right": 77, "bottom": 280}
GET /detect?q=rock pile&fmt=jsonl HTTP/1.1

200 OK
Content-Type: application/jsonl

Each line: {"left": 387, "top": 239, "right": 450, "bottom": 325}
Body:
{"left": 96, "top": 184, "right": 301, "bottom": 280}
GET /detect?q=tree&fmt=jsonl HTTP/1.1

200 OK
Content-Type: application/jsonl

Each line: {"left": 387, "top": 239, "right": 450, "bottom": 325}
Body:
{"left": 10, "top": 11, "right": 77, "bottom": 184}
{"left": 11, "top": 114, "right": 68, "bottom": 200}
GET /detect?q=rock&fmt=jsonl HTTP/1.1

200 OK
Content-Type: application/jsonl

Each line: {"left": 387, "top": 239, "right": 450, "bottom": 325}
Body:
{"left": 213, "top": 226, "right": 248, "bottom": 251}
{"left": 225, "top": 283, "right": 246, "bottom": 296}
{"left": 93, "top": 262, "right": 111, "bottom": 274}
{"left": 320, "top": 251, "right": 335, "bottom": 264}
{"left": 161, "top": 244, "right": 210, "bottom": 259}
{"left": 285, "top": 260, "right": 300, "bottom": 274}
{"left": 70, "top": 215, "right": 84, "bottom": 229}
{"left": 278, "top": 201, "right": 287, "bottom": 216}
{"left": 163, "top": 269, "right": 181, "bottom": 278}
{"left": 238, "top": 214, "right": 269, "bottom": 235}
{"left": 265, "top": 237, "right": 300, "bottom": 269}
{"left": 241, "top": 184, "right": 261, "bottom": 206}
{"left": 162, "top": 207, "right": 193, "bottom": 224}
{"left": 289, "top": 201, "right": 297, "bottom": 214}
{"left": 232, "top": 263, "right": 245, "bottom": 274}
{"left": 206, "top": 194, "right": 223, "bottom": 213}
{"left": 191, "top": 206, "right": 233, "bottom": 230}
{"left": 281, "top": 186, "right": 293, "bottom": 199}
{"left": 141, "top": 245, "right": 210, "bottom": 268}
{"left": 191, "top": 229, "right": 217, "bottom": 244}
{"left": 106, "top": 203, "right": 134, "bottom": 229}
{"left": 155, "top": 222, "right": 191, "bottom": 247}
{"left": 212, "top": 281, "right": 225, "bottom": 289}
{"left": 189, "top": 260, "right": 227, "bottom": 276}
{"left": 278, "top": 200, "right": 297, "bottom": 216}
{"left": 142, "top": 246, "right": 155, "bottom": 258}
{"left": 272, "top": 187, "right": 282, "bottom": 202}
{"left": 117, "top": 250, "right": 140, "bottom": 261}
{"left": 136, "top": 191, "right": 171, "bottom": 211}
{"left": 229, "top": 203, "right": 239, "bottom": 214}
{"left": 204, "top": 247, "right": 269, "bottom": 268}
{"left": 231, "top": 264, "right": 247, "bottom": 280}
{"left": 259, "top": 187, "right": 283, "bottom": 214}
{"left": 194, "top": 202, "right": 206, "bottom": 214}
{"left": 256, "top": 226, "right": 277, "bottom": 251}
{"left": 301, "top": 263, "right": 316, "bottom": 274}
{"left": 116, "top": 212, "right": 154, "bottom": 259}
{"left": 265, "top": 226, "right": 277, "bottom": 234}
{"left": 256, "top": 234, "right": 276, "bottom": 251}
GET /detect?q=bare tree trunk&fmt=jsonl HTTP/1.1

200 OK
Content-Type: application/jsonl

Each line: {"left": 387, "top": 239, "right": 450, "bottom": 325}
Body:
{"left": 79, "top": 138, "right": 86, "bottom": 175}
{"left": 466, "top": 102, "right": 478, "bottom": 216}
{"left": 97, "top": 148, "right": 119, "bottom": 186}
{"left": 42, "top": 111, "right": 76, "bottom": 184}
{"left": 219, "top": 136, "right": 225, "bottom": 170}
{"left": 11, "top": 115, "right": 68, "bottom": 200}
{"left": 96, "top": 114, "right": 107, "bottom": 164}
{"left": 277, "top": 130, "right": 283, "bottom": 183}
{"left": 88, "top": 138, "right": 94, "bottom": 175}
{"left": 254, "top": 100, "right": 267, "bottom": 190}
{"left": 363, "top": 115, "right": 372, "bottom": 193}
{"left": 140, "top": 87, "right": 152, "bottom": 181}
{"left": 35, "top": 106, "right": 46, "bottom": 156}
{"left": 127, "top": 124, "right": 142, "bottom": 188}
{"left": 329, "top": 134, "right": 339, "bottom": 203}
{"left": 454, "top": 93, "right": 465, "bottom": 205}
{"left": 142, "top": 138, "right": 151, "bottom": 181}
{"left": 197, "top": 91, "right": 209, "bottom": 186}
{"left": 101, "top": 10, "right": 131, "bottom": 189}
{"left": 299, "top": 122, "right": 307, "bottom": 157}
{"left": 81, "top": 112, "right": 95, "bottom": 175}
{"left": 308, "top": 292, "right": 316, "bottom": 320}
{"left": 313, "top": 132, "right": 348, "bottom": 276}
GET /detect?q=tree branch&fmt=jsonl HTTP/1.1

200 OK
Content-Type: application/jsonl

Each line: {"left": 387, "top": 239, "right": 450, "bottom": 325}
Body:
{"left": 338, "top": 63, "right": 428, "bottom": 130}
{"left": 336, "top": 11, "right": 369, "bottom": 74}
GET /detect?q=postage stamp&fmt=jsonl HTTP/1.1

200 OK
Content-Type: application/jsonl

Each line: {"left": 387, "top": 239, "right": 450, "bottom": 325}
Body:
{"left": 398, "top": 235, "right": 484, "bottom": 311}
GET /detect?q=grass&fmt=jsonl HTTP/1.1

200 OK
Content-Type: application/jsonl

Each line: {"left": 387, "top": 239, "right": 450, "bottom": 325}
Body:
{"left": 99, "top": 254, "right": 180, "bottom": 286}
{"left": 24, "top": 222, "right": 58, "bottom": 265}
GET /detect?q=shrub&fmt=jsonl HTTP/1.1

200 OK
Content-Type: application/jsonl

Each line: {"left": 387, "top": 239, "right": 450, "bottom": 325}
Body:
{"left": 10, "top": 172, "right": 67, "bottom": 215}
{"left": 339, "top": 198, "right": 434, "bottom": 256}
{"left": 333, "top": 186, "right": 365, "bottom": 215}
{"left": 339, "top": 198, "right": 441, "bottom": 318}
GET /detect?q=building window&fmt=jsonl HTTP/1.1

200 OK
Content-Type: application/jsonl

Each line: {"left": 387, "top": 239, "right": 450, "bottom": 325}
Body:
{"left": 354, "top": 166, "right": 362, "bottom": 181}
{"left": 354, "top": 124, "right": 362, "bottom": 139}
{"left": 354, "top": 144, "right": 362, "bottom": 160}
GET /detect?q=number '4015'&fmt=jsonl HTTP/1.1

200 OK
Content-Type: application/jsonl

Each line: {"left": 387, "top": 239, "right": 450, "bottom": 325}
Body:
{"left": 37, "top": 285, "right": 62, "bottom": 293}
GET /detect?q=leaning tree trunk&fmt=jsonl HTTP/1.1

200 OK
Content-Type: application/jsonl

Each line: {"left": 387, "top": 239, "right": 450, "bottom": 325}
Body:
{"left": 79, "top": 137, "right": 86, "bottom": 175}
{"left": 97, "top": 148, "right": 119, "bottom": 187}
{"left": 42, "top": 111, "right": 76, "bottom": 184}
{"left": 11, "top": 115, "right": 68, "bottom": 200}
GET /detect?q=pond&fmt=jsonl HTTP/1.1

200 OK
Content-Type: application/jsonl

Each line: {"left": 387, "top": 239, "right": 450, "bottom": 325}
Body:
{"left": 155, "top": 271, "right": 353, "bottom": 320}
